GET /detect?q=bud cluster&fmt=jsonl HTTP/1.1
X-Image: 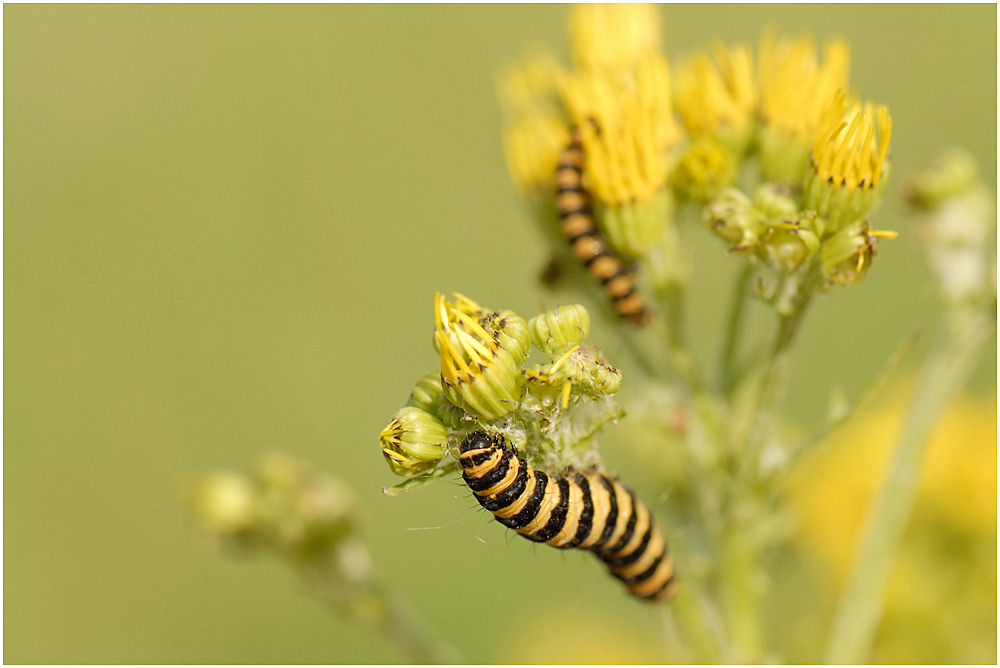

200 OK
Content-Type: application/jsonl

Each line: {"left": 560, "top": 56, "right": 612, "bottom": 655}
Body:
{"left": 183, "top": 454, "right": 364, "bottom": 563}
{"left": 378, "top": 297, "right": 625, "bottom": 481}
{"left": 907, "top": 149, "right": 997, "bottom": 307}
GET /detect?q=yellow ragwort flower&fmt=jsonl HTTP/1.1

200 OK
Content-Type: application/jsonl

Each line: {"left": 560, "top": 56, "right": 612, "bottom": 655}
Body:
{"left": 560, "top": 56, "right": 678, "bottom": 206}
{"left": 758, "top": 32, "right": 850, "bottom": 141}
{"left": 434, "top": 293, "right": 524, "bottom": 421}
{"left": 756, "top": 32, "right": 850, "bottom": 184}
{"left": 498, "top": 53, "right": 571, "bottom": 196}
{"left": 811, "top": 93, "right": 892, "bottom": 193}
{"left": 804, "top": 93, "right": 893, "bottom": 233}
{"left": 497, "top": 50, "right": 563, "bottom": 117}
{"left": 675, "top": 42, "right": 756, "bottom": 152}
{"left": 568, "top": 3, "right": 661, "bottom": 74}
{"left": 503, "top": 110, "right": 572, "bottom": 196}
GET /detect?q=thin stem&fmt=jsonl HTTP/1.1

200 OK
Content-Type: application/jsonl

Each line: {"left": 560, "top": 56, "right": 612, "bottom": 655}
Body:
{"left": 718, "top": 262, "right": 754, "bottom": 396}
{"left": 740, "top": 269, "right": 818, "bottom": 481}
{"left": 824, "top": 310, "right": 995, "bottom": 664}
{"left": 719, "top": 520, "right": 764, "bottom": 664}
{"left": 667, "top": 583, "right": 727, "bottom": 663}
{"left": 297, "top": 559, "right": 461, "bottom": 664}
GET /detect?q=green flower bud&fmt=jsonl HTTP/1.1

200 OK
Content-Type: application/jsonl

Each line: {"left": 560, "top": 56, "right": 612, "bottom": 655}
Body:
{"left": 571, "top": 344, "right": 622, "bottom": 396}
{"left": 672, "top": 137, "right": 736, "bottom": 202}
{"left": 704, "top": 188, "right": 768, "bottom": 251}
{"left": 480, "top": 309, "right": 532, "bottom": 364}
{"left": 753, "top": 184, "right": 799, "bottom": 219}
{"left": 820, "top": 221, "right": 896, "bottom": 286}
{"left": 598, "top": 188, "right": 673, "bottom": 259}
{"left": 906, "top": 148, "right": 979, "bottom": 210}
{"left": 407, "top": 372, "right": 443, "bottom": 415}
{"left": 761, "top": 214, "right": 822, "bottom": 271}
{"left": 528, "top": 304, "right": 591, "bottom": 358}
{"left": 379, "top": 406, "right": 449, "bottom": 476}
{"left": 527, "top": 344, "right": 622, "bottom": 405}
{"left": 435, "top": 293, "right": 524, "bottom": 421}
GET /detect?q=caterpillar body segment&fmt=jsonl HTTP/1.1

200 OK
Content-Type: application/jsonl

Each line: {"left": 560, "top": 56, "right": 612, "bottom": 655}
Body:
{"left": 555, "top": 130, "right": 652, "bottom": 326}
{"left": 459, "top": 431, "right": 677, "bottom": 602}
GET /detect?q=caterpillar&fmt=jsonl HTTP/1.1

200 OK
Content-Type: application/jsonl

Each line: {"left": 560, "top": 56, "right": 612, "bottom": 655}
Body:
{"left": 555, "top": 128, "right": 652, "bottom": 325}
{"left": 459, "top": 430, "right": 677, "bottom": 602}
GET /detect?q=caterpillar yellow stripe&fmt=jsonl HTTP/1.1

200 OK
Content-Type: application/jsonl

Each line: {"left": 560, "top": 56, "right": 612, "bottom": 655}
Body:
{"left": 555, "top": 128, "right": 652, "bottom": 325}
{"left": 459, "top": 431, "right": 677, "bottom": 602}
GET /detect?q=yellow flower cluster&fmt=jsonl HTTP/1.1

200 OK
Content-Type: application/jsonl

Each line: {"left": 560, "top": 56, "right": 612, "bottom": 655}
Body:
{"left": 500, "top": 6, "right": 894, "bottom": 245}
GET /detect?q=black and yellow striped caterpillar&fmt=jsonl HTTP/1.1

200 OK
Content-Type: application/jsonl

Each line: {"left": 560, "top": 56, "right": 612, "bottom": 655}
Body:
{"left": 459, "top": 430, "right": 677, "bottom": 602}
{"left": 555, "top": 128, "right": 652, "bottom": 325}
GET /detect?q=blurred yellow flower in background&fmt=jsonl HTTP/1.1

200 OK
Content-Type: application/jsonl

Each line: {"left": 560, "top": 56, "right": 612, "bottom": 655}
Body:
{"left": 786, "top": 384, "right": 997, "bottom": 663}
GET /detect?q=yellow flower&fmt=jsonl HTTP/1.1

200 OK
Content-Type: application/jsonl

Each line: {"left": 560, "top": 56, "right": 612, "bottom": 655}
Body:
{"left": 502, "top": 110, "right": 571, "bottom": 196}
{"left": 675, "top": 42, "right": 756, "bottom": 153}
{"left": 756, "top": 32, "right": 850, "bottom": 183}
{"left": 559, "top": 54, "right": 679, "bottom": 258}
{"left": 498, "top": 53, "right": 571, "bottom": 197}
{"left": 758, "top": 32, "right": 849, "bottom": 141}
{"left": 804, "top": 93, "right": 893, "bottom": 233}
{"left": 786, "top": 385, "right": 997, "bottom": 585}
{"left": 568, "top": 3, "right": 661, "bottom": 75}
{"left": 561, "top": 58, "right": 677, "bottom": 206}
{"left": 434, "top": 293, "right": 524, "bottom": 421}
{"left": 811, "top": 93, "right": 892, "bottom": 194}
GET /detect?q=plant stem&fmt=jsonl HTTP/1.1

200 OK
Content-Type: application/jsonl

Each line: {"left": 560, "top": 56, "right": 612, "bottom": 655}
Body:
{"left": 824, "top": 310, "right": 995, "bottom": 664}
{"left": 668, "top": 583, "right": 726, "bottom": 663}
{"left": 741, "top": 271, "right": 817, "bottom": 480}
{"left": 719, "top": 520, "right": 764, "bottom": 664}
{"left": 298, "top": 559, "right": 461, "bottom": 664}
{"left": 719, "top": 262, "right": 754, "bottom": 396}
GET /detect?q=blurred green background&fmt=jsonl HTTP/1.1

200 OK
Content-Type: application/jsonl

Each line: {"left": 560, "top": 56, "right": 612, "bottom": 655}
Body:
{"left": 5, "top": 4, "right": 996, "bottom": 663}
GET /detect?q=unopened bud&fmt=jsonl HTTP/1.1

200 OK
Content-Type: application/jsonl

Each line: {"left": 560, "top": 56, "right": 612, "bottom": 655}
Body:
{"left": 820, "top": 221, "right": 895, "bottom": 286}
{"left": 480, "top": 310, "right": 532, "bottom": 364}
{"left": 704, "top": 188, "right": 767, "bottom": 250}
{"left": 379, "top": 407, "right": 449, "bottom": 476}
{"left": 529, "top": 304, "right": 591, "bottom": 358}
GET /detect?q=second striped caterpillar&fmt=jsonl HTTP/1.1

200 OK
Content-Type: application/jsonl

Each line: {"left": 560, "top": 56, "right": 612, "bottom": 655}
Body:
{"left": 555, "top": 128, "right": 652, "bottom": 325}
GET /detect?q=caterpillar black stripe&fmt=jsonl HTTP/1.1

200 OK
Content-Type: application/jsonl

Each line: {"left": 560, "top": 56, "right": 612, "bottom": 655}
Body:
{"left": 556, "top": 128, "right": 652, "bottom": 325}
{"left": 459, "top": 431, "right": 677, "bottom": 602}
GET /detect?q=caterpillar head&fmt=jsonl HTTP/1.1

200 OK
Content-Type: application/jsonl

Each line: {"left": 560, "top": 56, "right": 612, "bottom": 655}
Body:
{"left": 459, "top": 431, "right": 504, "bottom": 454}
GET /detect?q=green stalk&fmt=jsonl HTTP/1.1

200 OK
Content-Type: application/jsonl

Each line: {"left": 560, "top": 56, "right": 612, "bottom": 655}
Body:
{"left": 718, "top": 262, "right": 754, "bottom": 396}
{"left": 668, "top": 583, "right": 727, "bottom": 663}
{"left": 719, "top": 522, "right": 764, "bottom": 664}
{"left": 824, "top": 310, "right": 995, "bottom": 664}
{"left": 740, "top": 268, "right": 817, "bottom": 481}
{"left": 297, "top": 559, "right": 461, "bottom": 664}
